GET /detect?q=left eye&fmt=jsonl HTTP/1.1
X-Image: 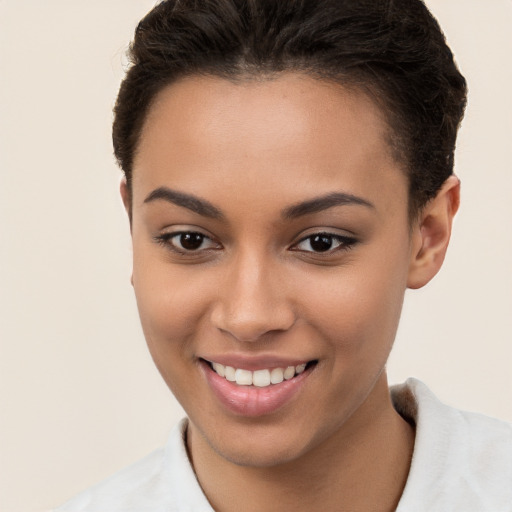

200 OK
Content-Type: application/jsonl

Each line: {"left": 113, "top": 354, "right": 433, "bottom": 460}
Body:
{"left": 159, "top": 231, "right": 219, "bottom": 252}
{"left": 293, "top": 233, "right": 355, "bottom": 253}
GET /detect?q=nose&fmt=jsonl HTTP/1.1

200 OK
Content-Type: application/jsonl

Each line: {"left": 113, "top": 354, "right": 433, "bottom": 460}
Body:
{"left": 210, "top": 250, "right": 296, "bottom": 342}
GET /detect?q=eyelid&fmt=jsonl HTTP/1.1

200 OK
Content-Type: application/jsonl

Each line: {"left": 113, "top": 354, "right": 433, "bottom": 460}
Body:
{"left": 153, "top": 226, "right": 357, "bottom": 257}
{"left": 154, "top": 227, "right": 222, "bottom": 255}
{"left": 290, "top": 230, "right": 358, "bottom": 254}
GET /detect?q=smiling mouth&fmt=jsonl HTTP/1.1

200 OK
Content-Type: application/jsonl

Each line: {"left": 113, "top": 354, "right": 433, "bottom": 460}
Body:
{"left": 203, "top": 359, "right": 318, "bottom": 388}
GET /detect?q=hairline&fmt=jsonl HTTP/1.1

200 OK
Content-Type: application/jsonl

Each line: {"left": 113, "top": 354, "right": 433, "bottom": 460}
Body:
{"left": 128, "top": 69, "right": 422, "bottom": 222}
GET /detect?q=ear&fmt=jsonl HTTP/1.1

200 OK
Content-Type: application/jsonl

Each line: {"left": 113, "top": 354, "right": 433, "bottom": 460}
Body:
{"left": 407, "top": 175, "right": 460, "bottom": 289}
{"left": 120, "top": 177, "right": 132, "bottom": 226}
{"left": 120, "top": 177, "right": 134, "bottom": 286}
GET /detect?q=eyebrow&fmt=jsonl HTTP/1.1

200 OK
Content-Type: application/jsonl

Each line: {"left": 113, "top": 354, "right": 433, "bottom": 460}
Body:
{"left": 144, "top": 187, "right": 224, "bottom": 219}
{"left": 281, "top": 192, "right": 375, "bottom": 219}
{"left": 144, "top": 187, "right": 374, "bottom": 221}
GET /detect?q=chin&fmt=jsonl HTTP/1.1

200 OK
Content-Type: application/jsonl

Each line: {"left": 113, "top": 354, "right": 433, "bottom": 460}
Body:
{"left": 210, "top": 437, "right": 309, "bottom": 468}
{"left": 195, "top": 414, "right": 329, "bottom": 469}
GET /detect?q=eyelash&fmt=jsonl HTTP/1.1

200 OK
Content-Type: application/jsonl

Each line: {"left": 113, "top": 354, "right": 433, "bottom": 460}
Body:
{"left": 154, "top": 230, "right": 357, "bottom": 257}
{"left": 291, "top": 232, "right": 357, "bottom": 254}
{"left": 154, "top": 231, "right": 221, "bottom": 255}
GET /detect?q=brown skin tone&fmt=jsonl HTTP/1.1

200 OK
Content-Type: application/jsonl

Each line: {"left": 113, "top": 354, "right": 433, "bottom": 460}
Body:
{"left": 122, "top": 74, "right": 459, "bottom": 511}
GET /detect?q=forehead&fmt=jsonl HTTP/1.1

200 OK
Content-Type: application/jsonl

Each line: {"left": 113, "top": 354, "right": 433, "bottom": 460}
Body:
{"left": 133, "top": 73, "right": 406, "bottom": 214}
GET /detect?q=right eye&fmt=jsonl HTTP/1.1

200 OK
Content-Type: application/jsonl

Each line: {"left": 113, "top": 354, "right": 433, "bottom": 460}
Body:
{"left": 155, "top": 231, "right": 221, "bottom": 254}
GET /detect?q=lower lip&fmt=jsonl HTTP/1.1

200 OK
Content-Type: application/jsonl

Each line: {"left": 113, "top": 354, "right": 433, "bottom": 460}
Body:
{"left": 201, "top": 361, "right": 312, "bottom": 417}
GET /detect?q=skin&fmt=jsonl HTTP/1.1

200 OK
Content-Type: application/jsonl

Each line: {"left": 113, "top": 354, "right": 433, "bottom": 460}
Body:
{"left": 122, "top": 74, "right": 459, "bottom": 511}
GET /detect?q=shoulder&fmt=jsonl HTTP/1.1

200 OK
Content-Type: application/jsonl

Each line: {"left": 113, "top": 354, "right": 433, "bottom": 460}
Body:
{"left": 55, "top": 447, "right": 168, "bottom": 512}
{"left": 54, "top": 418, "right": 213, "bottom": 512}
{"left": 393, "top": 378, "right": 512, "bottom": 511}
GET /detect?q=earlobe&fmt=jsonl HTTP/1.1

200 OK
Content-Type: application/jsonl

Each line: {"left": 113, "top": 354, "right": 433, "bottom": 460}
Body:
{"left": 407, "top": 175, "right": 460, "bottom": 289}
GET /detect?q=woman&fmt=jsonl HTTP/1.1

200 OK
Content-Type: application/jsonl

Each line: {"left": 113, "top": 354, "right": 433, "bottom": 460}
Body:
{"left": 56, "top": 0, "right": 512, "bottom": 510}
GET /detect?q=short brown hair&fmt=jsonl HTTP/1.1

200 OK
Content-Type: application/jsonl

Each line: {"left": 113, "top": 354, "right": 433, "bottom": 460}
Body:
{"left": 113, "top": 0, "right": 467, "bottom": 215}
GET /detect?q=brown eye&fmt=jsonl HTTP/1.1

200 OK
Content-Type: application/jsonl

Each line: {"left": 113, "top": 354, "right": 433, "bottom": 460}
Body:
{"left": 309, "top": 235, "right": 334, "bottom": 252}
{"left": 293, "top": 232, "right": 357, "bottom": 254}
{"left": 155, "top": 230, "right": 221, "bottom": 254}
{"left": 179, "top": 232, "right": 205, "bottom": 250}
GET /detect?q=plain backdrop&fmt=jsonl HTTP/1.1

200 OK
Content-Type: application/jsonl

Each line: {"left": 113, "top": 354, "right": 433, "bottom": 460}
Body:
{"left": 1, "top": 1, "right": 511, "bottom": 511}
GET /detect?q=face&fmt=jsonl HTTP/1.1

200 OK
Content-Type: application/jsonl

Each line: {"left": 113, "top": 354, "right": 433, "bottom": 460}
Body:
{"left": 129, "top": 74, "right": 415, "bottom": 467}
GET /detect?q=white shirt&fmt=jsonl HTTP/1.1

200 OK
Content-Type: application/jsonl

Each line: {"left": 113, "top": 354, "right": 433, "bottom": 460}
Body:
{"left": 55, "top": 379, "right": 512, "bottom": 511}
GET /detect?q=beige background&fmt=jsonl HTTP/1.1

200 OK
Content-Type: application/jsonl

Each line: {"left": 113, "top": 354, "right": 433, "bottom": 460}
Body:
{"left": 1, "top": 1, "right": 511, "bottom": 511}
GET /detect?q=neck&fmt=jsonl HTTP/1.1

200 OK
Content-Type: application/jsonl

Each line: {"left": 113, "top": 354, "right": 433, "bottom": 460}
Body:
{"left": 188, "top": 373, "right": 414, "bottom": 512}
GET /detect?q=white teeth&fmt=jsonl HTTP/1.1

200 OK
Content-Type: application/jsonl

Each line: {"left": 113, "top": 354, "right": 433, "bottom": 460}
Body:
{"left": 284, "top": 366, "right": 295, "bottom": 380}
{"left": 225, "top": 366, "right": 236, "bottom": 382}
{"left": 235, "top": 368, "right": 253, "bottom": 386}
{"left": 295, "top": 363, "right": 306, "bottom": 374}
{"left": 212, "top": 362, "right": 225, "bottom": 377}
{"left": 253, "top": 369, "right": 271, "bottom": 387}
{"left": 270, "top": 367, "right": 284, "bottom": 384}
{"left": 210, "top": 361, "right": 310, "bottom": 387}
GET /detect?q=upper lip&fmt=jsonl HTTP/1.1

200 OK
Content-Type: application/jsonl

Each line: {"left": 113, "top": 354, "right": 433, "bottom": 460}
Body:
{"left": 200, "top": 354, "right": 315, "bottom": 371}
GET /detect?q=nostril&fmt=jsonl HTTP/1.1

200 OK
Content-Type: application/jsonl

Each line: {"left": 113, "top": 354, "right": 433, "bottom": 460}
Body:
{"left": 209, "top": 279, "right": 296, "bottom": 342}
{"left": 211, "top": 309, "right": 297, "bottom": 343}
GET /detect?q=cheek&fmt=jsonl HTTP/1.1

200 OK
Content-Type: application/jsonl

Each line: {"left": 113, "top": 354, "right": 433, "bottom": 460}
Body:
{"left": 300, "top": 249, "right": 409, "bottom": 361}
{"left": 132, "top": 263, "right": 213, "bottom": 408}
{"left": 131, "top": 249, "right": 210, "bottom": 368}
